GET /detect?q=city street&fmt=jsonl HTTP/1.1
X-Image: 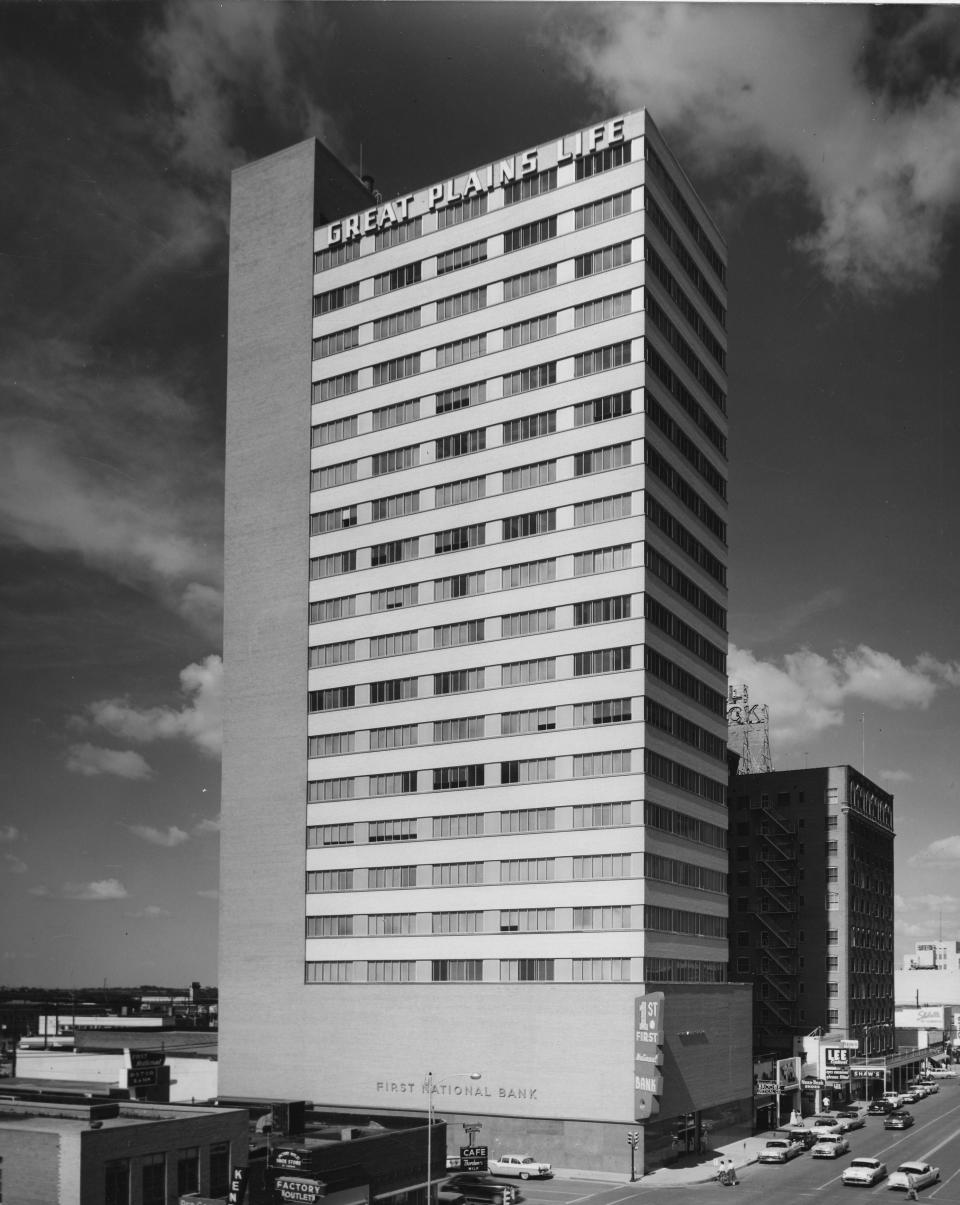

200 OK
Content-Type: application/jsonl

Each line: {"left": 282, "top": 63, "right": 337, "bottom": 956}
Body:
{"left": 514, "top": 1082, "right": 960, "bottom": 1205}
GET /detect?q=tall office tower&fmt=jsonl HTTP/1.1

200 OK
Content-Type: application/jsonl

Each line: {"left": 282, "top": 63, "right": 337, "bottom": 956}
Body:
{"left": 729, "top": 767, "right": 895, "bottom": 1077}
{"left": 222, "top": 111, "right": 750, "bottom": 1174}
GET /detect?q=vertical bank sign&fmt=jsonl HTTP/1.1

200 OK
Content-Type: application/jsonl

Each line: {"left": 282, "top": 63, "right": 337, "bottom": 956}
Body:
{"left": 634, "top": 993, "right": 665, "bottom": 1119}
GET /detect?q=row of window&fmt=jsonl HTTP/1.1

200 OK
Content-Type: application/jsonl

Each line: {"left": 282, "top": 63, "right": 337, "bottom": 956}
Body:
{"left": 307, "top": 749, "right": 634, "bottom": 801}
{"left": 103, "top": 1144, "right": 232, "bottom": 1205}
{"left": 308, "top": 799, "right": 727, "bottom": 852}
{"left": 306, "top": 849, "right": 726, "bottom": 893}
{"left": 306, "top": 955, "right": 727, "bottom": 984}
{"left": 306, "top": 903, "right": 726, "bottom": 937}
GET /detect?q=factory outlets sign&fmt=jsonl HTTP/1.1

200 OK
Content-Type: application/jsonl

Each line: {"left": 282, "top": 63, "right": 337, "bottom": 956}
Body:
{"left": 326, "top": 117, "right": 627, "bottom": 245}
{"left": 634, "top": 992, "right": 665, "bottom": 1120}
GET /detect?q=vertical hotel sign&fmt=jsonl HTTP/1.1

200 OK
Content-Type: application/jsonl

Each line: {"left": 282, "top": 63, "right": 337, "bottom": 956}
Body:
{"left": 634, "top": 993, "right": 665, "bottom": 1119}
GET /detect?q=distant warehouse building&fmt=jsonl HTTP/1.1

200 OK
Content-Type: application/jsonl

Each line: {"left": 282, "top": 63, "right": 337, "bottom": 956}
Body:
{"left": 220, "top": 107, "right": 751, "bottom": 1174}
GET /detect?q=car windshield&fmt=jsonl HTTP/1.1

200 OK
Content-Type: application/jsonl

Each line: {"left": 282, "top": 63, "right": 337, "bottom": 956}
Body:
{"left": 851, "top": 1161, "right": 877, "bottom": 1168}
{"left": 898, "top": 1165, "right": 923, "bottom": 1174}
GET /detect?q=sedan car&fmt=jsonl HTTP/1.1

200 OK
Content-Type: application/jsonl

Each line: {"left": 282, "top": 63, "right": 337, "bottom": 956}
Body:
{"left": 487, "top": 1156, "right": 552, "bottom": 1180}
{"left": 444, "top": 1175, "right": 517, "bottom": 1205}
{"left": 867, "top": 1099, "right": 895, "bottom": 1115}
{"left": 897, "top": 1089, "right": 922, "bottom": 1105}
{"left": 812, "top": 1135, "right": 851, "bottom": 1159}
{"left": 842, "top": 1157, "right": 888, "bottom": 1186}
{"left": 757, "top": 1137, "right": 805, "bottom": 1163}
{"left": 785, "top": 1126, "right": 818, "bottom": 1150}
{"left": 810, "top": 1116, "right": 845, "bottom": 1138}
{"left": 835, "top": 1110, "right": 866, "bottom": 1131}
{"left": 888, "top": 1162, "right": 940, "bottom": 1191}
{"left": 883, "top": 1111, "right": 915, "bottom": 1130}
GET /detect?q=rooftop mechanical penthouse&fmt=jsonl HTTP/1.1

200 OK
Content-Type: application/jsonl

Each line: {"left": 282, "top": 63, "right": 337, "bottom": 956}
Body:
{"left": 221, "top": 108, "right": 752, "bottom": 1176}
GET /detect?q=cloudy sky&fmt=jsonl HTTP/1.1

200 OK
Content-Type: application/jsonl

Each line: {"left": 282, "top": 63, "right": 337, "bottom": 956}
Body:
{"left": 3, "top": 2, "right": 960, "bottom": 988}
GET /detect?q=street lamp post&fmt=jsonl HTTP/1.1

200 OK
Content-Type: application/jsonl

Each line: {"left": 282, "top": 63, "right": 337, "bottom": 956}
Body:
{"left": 425, "top": 1071, "right": 482, "bottom": 1205}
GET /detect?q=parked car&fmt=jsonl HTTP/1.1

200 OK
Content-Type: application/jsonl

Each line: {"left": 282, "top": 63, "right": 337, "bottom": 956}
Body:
{"left": 883, "top": 1111, "right": 915, "bottom": 1130}
{"left": 812, "top": 1135, "right": 851, "bottom": 1159}
{"left": 785, "top": 1126, "right": 818, "bottom": 1150}
{"left": 897, "top": 1089, "right": 922, "bottom": 1105}
{"left": 487, "top": 1156, "right": 551, "bottom": 1180}
{"left": 867, "top": 1099, "right": 894, "bottom": 1115}
{"left": 928, "top": 1067, "right": 957, "bottom": 1078}
{"left": 883, "top": 1092, "right": 904, "bottom": 1108}
{"left": 757, "top": 1137, "right": 805, "bottom": 1163}
{"left": 835, "top": 1110, "right": 866, "bottom": 1131}
{"left": 444, "top": 1175, "right": 518, "bottom": 1205}
{"left": 915, "top": 1078, "right": 938, "bottom": 1093}
{"left": 810, "top": 1115, "right": 845, "bottom": 1138}
{"left": 842, "top": 1157, "right": 888, "bottom": 1186}
{"left": 888, "top": 1162, "right": 940, "bottom": 1191}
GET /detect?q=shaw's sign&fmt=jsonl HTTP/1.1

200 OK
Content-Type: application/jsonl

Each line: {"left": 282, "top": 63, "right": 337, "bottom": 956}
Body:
{"left": 327, "top": 117, "right": 626, "bottom": 246}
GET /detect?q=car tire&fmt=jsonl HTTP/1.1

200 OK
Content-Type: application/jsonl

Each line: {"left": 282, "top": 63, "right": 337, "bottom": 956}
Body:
{"left": 520, "top": 1174, "right": 529, "bottom": 1180}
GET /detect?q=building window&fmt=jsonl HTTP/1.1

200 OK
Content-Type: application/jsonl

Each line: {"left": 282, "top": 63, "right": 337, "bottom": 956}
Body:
{"left": 371, "top": 491, "right": 420, "bottom": 522}
{"left": 433, "top": 765, "right": 485, "bottom": 791}
{"left": 369, "top": 913, "right": 416, "bottom": 936}
{"left": 374, "top": 261, "right": 423, "bottom": 295}
{"left": 500, "top": 959, "right": 554, "bottom": 982}
{"left": 307, "top": 777, "right": 355, "bottom": 802}
{"left": 315, "top": 371, "right": 359, "bottom": 404}
{"left": 372, "top": 398, "right": 420, "bottom": 431}
{"left": 502, "top": 460, "right": 556, "bottom": 493}
{"left": 368, "top": 960, "right": 415, "bottom": 982}
{"left": 436, "top": 380, "right": 486, "bottom": 413}
{"left": 370, "top": 584, "right": 419, "bottom": 612}
{"left": 502, "top": 362, "right": 557, "bottom": 397}
{"left": 576, "top": 141, "right": 632, "bottom": 178}
{"left": 500, "top": 807, "right": 555, "bottom": 832}
{"left": 433, "top": 716, "right": 485, "bottom": 743}
{"left": 311, "top": 504, "right": 358, "bottom": 534}
{"left": 575, "top": 597, "right": 632, "bottom": 629}
{"left": 432, "top": 861, "right": 483, "bottom": 885}
{"left": 307, "top": 823, "right": 355, "bottom": 847}
{"left": 373, "top": 306, "right": 421, "bottom": 341}
{"left": 306, "top": 915, "right": 354, "bottom": 937}
{"left": 308, "top": 686, "right": 356, "bottom": 713}
{"left": 502, "top": 410, "right": 557, "bottom": 444}
{"left": 105, "top": 1159, "right": 130, "bottom": 1205}
{"left": 433, "top": 668, "right": 484, "bottom": 695}
{"left": 435, "top": 571, "right": 486, "bottom": 600}
{"left": 435, "top": 523, "right": 486, "bottom": 554}
{"left": 503, "top": 167, "right": 557, "bottom": 205}
{"left": 573, "top": 543, "right": 631, "bottom": 576}
{"left": 503, "top": 312, "right": 557, "bottom": 349}
{"left": 369, "top": 724, "right": 419, "bottom": 750}
{"left": 314, "top": 281, "right": 360, "bottom": 315}
{"left": 368, "top": 773, "right": 418, "bottom": 797}
{"left": 573, "top": 646, "right": 631, "bottom": 675}
{"left": 306, "top": 870, "right": 354, "bottom": 893}
{"left": 309, "top": 550, "right": 357, "bottom": 580}
{"left": 573, "top": 906, "right": 631, "bottom": 930}
{"left": 572, "top": 698, "right": 632, "bottom": 727}
{"left": 369, "top": 865, "right": 417, "bottom": 889}
{"left": 373, "top": 353, "right": 420, "bottom": 387}
{"left": 574, "top": 241, "right": 632, "bottom": 279}
{"left": 312, "top": 416, "right": 358, "bottom": 447}
{"left": 375, "top": 216, "right": 424, "bottom": 251}
{"left": 574, "top": 390, "right": 632, "bottom": 427}
{"left": 573, "top": 749, "right": 632, "bottom": 777}
{"left": 572, "top": 958, "right": 630, "bottom": 982}
{"left": 432, "top": 812, "right": 484, "bottom": 838}
{"left": 314, "top": 326, "right": 360, "bottom": 359}
{"left": 437, "top": 286, "right": 488, "bottom": 321}
{"left": 433, "top": 911, "right": 483, "bottom": 933}
{"left": 176, "top": 1149, "right": 199, "bottom": 1197}
{"left": 312, "top": 460, "right": 358, "bottom": 491}
{"left": 435, "top": 475, "right": 486, "bottom": 508}
{"left": 306, "top": 961, "right": 353, "bottom": 982}
{"left": 434, "top": 619, "right": 485, "bottom": 649}
{"left": 209, "top": 1143, "right": 230, "bottom": 1199}
{"left": 499, "top": 908, "right": 554, "bottom": 932}
{"left": 436, "top": 428, "right": 486, "bottom": 460}
{"left": 502, "top": 558, "right": 556, "bottom": 589}
{"left": 574, "top": 493, "right": 631, "bottom": 527}
{"left": 372, "top": 444, "right": 420, "bottom": 476}
{"left": 574, "top": 442, "right": 632, "bottom": 476}
{"left": 573, "top": 853, "right": 631, "bottom": 879}
{"left": 574, "top": 190, "right": 632, "bottom": 229}
{"left": 370, "top": 677, "right": 419, "bottom": 704}
{"left": 500, "top": 708, "right": 556, "bottom": 736}
{"left": 310, "top": 595, "right": 357, "bottom": 624}
{"left": 370, "top": 537, "right": 420, "bottom": 567}
{"left": 504, "top": 216, "right": 558, "bottom": 253}
{"left": 432, "top": 959, "right": 483, "bottom": 981}
{"left": 503, "top": 264, "right": 558, "bottom": 301}
{"left": 501, "top": 609, "right": 555, "bottom": 638}
{"left": 500, "top": 857, "right": 555, "bottom": 882}
{"left": 500, "top": 759, "right": 555, "bottom": 784}
{"left": 502, "top": 510, "right": 556, "bottom": 540}
{"left": 308, "top": 641, "right": 355, "bottom": 668}
{"left": 315, "top": 241, "right": 360, "bottom": 272}
{"left": 141, "top": 1154, "right": 166, "bottom": 1205}
{"left": 437, "top": 240, "right": 487, "bottom": 275}
{"left": 501, "top": 658, "right": 555, "bottom": 685}
{"left": 572, "top": 801, "right": 630, "bottom": 828}
{"left": 437, "top": 334, "right": 487, "bottom": 368}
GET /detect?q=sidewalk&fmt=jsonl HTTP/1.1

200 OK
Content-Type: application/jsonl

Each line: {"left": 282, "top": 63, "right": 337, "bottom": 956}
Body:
{"left": 553, "top": 1134, "right": 768, "bottom": 1187}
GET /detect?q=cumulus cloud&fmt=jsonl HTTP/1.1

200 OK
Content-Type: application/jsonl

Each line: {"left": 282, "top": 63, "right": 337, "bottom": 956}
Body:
{"left": 0, "top": 826, "right": 20, "bottom": 843}
{"left": 76, "top": 654, "right": 223, "bottom": 758}
{"left": 128, "top": 825, "right": 190, "bottom": 848}
{"left": 908, "top": 836, "right": 960, "bottom": 866}
{"left": 62, "top": 879, "right": 129, "bottom": 901}
{"left": 65, "top": 743, "right": 154, "bottom": 781}
{"left": 195, "top": 817, "right": 221, "bottom": 835}
{"left": 557, "top": 5, "right": 960, "bottom": 294}
{"left": 144, "top": 1, "right": 336, "bottom": 180}
{"left": 729, "top": 642, "right": 960, "bottom": 748}
{"left": 3, "top": 852, "right": 27, "bottom": 875}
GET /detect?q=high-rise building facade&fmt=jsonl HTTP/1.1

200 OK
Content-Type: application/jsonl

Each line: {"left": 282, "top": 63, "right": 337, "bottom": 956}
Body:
{"left": 729, "top": 766, "right": 895, "bottom": 1068}
{"left": 222, "top": 110, "right": 750, "bottom": 1173}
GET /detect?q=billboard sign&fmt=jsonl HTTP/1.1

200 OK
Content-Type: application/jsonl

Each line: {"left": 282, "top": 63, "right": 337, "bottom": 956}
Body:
{"left": 634, "top": 993, "right": 664, "bottom": 1120}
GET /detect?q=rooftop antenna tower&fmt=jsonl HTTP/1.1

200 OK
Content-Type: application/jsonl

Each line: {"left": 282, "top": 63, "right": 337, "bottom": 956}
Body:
{"left": 727, "top": 683, "right": 774, "bottom": 773}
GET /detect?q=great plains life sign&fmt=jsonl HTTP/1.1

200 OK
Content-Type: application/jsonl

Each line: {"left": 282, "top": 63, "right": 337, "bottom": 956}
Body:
{"left": 634, "top": 992, "right": 664, "bottom": 1119}
{"left": 326, "top": 117, "right": 626, "bottom": 245}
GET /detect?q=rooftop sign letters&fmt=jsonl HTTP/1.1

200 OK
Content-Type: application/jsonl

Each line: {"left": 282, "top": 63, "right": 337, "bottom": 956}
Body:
{"left": 327, "top": 117, "right": 626, "bottom": 246}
